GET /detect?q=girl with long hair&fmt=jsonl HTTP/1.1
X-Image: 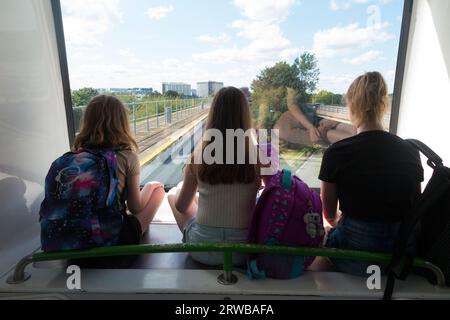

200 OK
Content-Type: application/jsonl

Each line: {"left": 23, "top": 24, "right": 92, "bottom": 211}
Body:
{"left": 74, "top": 95, "right": 165, "bottom": 251}
{"left": 168, "top": 87, "right": 262, "bottom": 266}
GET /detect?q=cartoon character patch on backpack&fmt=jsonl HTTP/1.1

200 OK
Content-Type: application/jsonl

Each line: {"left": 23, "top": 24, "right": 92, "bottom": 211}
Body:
{"left": 247, "top": 170, "right": 324, "bottom": 280}
{"left": 39, "top": 149, "right": 124, "bottom": 252}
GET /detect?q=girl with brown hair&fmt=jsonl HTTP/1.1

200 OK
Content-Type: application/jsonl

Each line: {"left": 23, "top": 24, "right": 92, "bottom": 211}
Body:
{"left": 319, "top": 72, "right": 424, "bottom": 276}
{"left": 168, "top": 87, "right": 262, "bottom": 266}
{"left": 74, "top": 95, "right": 165, "bottom": 249}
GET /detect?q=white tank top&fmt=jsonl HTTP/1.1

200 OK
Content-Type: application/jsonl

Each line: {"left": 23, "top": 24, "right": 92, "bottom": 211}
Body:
{"left": 195, "top": 180, "right": 260, "bottom": 229}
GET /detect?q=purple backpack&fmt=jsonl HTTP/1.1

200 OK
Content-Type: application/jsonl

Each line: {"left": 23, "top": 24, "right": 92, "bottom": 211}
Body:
{"left": 39, "top": 149, "right": 124, "bottom": 252}
{"left": 247, "top": 170, "right": 324, "bottom": 279}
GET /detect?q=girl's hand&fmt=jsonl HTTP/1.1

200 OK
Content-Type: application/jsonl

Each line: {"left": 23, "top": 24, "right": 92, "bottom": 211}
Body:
{"left": 309, "top": 127, "right": 322, "bottom": 144}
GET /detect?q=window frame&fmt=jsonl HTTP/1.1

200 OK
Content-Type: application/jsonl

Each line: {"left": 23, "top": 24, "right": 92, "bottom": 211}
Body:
{"left": 390, "top": 0, "right": 414, "bottom": 135}
{"left": 51, "top": 0, "right": 75, "bottom": 147}
{"left": 52, "top": 0, "right": 414, "bottom": 149}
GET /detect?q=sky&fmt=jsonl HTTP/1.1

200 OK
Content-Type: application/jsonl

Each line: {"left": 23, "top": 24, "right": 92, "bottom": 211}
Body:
{"left": 61, "top": 0, "right": 404, "bottom": 94}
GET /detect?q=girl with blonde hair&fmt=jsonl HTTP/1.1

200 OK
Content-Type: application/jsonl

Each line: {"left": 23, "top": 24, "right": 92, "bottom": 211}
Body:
{"left": 319, "top": 72, "right": 424, "bottom": 276}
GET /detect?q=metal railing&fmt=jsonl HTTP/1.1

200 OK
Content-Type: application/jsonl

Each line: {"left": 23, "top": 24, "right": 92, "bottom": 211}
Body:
{"left": 317, "top": 105, "right": 391, "bottom": 128}
{"left": 73, "top": 98, "right": 211, "bottom": 136}
{"left": 317, "top": 105, "right": 350, "bottom": 115}
{"left": 7, "top": 243, "right": 446, "bottom": 288}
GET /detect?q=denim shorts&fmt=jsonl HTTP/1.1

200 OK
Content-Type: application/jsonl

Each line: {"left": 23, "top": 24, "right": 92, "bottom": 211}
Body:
{"left": 183, "top": 218, "right": 248, "bottom": 267}
{"left": 326, "top": 216, "right": 401, "bottom": 277}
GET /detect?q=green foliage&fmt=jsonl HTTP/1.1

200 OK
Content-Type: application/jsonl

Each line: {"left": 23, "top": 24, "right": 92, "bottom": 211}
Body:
{"left": 111, "top": 93, "right": 136, "bottom": 104}
{"left": 71, "top": 87, "right": 99, "bottom": 107}
{"left": 255, "top": 62, "right": 300, "bottom": 90}
{"left": 295, "top": 52, "right": 320, "bottom": 103}
{"left": 164, "top": 90, "right": 179, "bottom": 98}
{"left": 312, "top": 90, "right": 343, "bottom": 105}
{"left": 250, "top": 52, "right": 320, "bottom": 129}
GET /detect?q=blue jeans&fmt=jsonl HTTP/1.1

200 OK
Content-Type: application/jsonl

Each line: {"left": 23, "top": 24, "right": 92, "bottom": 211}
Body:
{"left": 326, "top": 216, "right": 400, "bottom": 277}
{"left": 183, "top": 218, "right": 248, "bottom": 266}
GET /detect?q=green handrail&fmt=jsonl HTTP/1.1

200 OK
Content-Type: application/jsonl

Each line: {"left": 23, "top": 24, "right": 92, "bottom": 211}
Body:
{"left": 31, "top": 243, "right": 420, "bottom": 266}
{"left": 8, "top": 243, "right": 446, "bottom": 287}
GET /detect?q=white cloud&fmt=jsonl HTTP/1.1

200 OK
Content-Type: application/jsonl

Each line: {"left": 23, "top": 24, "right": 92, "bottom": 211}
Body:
{"left": 145, "top": 5, "right": 174, "bottom": 20}
{"left": 70, "top": 60, "right": 204, "bottom": 91}
{"left": 312, "top": 23, "right": 394, "bottom": 58}
{"left": 162, "top": 58, "right": 181, "bottom": 68}
{"left": 319, "top": 73, "right": 360, "bottom": 93}
{"left": 61, "top": 0, "right": 123, "bottom": 49}
{"left": 343, "top": 50, "right": 384, "bottom": 65}
{"left": 233, "top": 0, "right": 296, "bottom": 22}
{"left": 194, "top": 0, "right": 299, "bottom": 65}
{"left": 385, "top": 69, "right": 396, "bottom": 89}
{"left": 319, "top": 69, "right": 395, "bottom": 93}
{"left": 329, "top": 0, "right": 391, "bottom": 11}
{"left": 119, "top": 49, "right": 141, "bottom": 64}
{"left": 197, "top": 33, "right": 231, "bottom": 44}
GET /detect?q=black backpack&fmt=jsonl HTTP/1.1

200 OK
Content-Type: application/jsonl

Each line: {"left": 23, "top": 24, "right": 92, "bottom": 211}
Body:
{"left": 384, "top": 139, "right": 450, "bottom": 300}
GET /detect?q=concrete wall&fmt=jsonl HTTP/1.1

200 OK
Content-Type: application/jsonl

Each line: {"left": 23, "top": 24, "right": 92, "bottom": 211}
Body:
{"left": 0, "top": 0, "right": 70, "bottom": 276}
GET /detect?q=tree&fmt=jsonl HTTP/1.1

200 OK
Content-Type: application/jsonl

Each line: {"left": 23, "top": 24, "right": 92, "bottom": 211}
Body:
{"left": 313, "top": 90, "right": 343, "bottom": 105}
{"left": 250, "top": 52, "right": 320, "bottom": 129}
{"left": 72, "top": 88, "right": 99, "bottom": 107}
{"left": 71, "top": 87, "right": 99, "bottom": 107}
{"left": 255, "top": 62, "right": 300, "bottom": 90}
{"left": 164, "top": 90, "right": 179, "bottom": 99}
{"left": 294, "top": 52, "right": 320, "bottom": 103}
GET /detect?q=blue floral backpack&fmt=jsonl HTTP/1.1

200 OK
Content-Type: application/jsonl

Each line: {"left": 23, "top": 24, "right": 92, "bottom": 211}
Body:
{"left": 39, "top": 149, "right": 124, "bottom": 252}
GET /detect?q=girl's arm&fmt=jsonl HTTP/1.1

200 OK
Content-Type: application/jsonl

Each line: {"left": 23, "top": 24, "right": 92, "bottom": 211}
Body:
{"left": 175, "top": 166, "right": 198, "bottom": 215}
{"left": 126, "top": 174, "right": 163, "bottom": 214}
{"left": 321, "top": 181, "right": 340, "bottom": 228}
{"left": 286, "top": 88, "right": 321, "bottom": 143}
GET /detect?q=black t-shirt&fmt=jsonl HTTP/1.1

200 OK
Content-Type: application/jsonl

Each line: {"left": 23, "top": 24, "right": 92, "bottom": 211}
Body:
{"left": 319, "top": 131, "right": 424, "bottom": 223}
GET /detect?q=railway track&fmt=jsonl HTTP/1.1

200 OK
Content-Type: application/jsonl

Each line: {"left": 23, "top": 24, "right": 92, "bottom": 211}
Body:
{"left": 137, "top": 109, "right": 209, "bottom": 154}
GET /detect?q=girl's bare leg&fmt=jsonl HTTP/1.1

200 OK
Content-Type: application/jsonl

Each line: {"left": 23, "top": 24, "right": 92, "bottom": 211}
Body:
{"left": 326, "top": 124, "right": 357, "bottom": 144}
{"left": 336, "top": 123, "right": 357, "bottom": 135}
{"left": 273, "top": 112, "right": 312, "bottom": 146}
{"left": 135, "top": 182, "right": 165, "bottom": 234}
{"left": 167, "top": 186, "right": 198, "bottom": 232}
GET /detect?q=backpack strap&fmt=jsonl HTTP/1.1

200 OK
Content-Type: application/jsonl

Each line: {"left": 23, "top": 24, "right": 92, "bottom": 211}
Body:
{"left": 99, "top": 150, "right": 120, "bottom": 207}
{"left": 247, "top": 260, "right": 267, "bottom": 280}
{"left": 281, "top": 170, "right": 292, "bottom": 191}
{"left": 81, "top": 148, "right": 120, "bottom": 208}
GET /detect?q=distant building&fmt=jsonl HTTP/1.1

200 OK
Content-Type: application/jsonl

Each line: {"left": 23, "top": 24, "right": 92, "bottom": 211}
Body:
{"left": 137, "top": 88, "right": 153, "bottom": 95}
{"left": 97, "top": 88, "right": 109, "bottom": 94}
{"left": 197, "top": 81, "right": 224, "bottom": 97}
{"left": 162, "top": 82, "right": 192, "bottom": 96}
{"left": 191, "top": 89, "right": 198, "bottom": 97}
{"left": 106, "top": 88, "right": 153, "bottom": 95}
{"left": 109, "top": 88, "right": 129, "bottom": 94}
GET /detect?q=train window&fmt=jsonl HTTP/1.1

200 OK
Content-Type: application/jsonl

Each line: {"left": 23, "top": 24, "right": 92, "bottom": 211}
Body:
{"left": 60, "top": 0, "right": 406, "bottom": 189}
